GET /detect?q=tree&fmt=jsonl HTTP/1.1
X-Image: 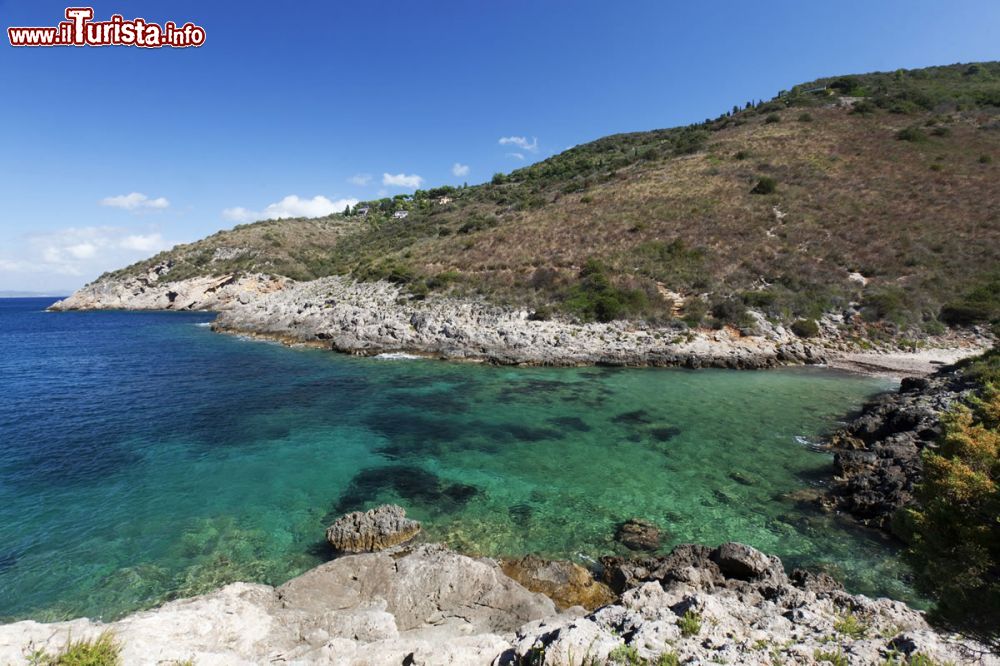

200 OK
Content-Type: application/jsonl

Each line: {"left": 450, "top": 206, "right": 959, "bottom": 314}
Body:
{"left": 901, "top": 362, "right": 1000, "bottom": 650}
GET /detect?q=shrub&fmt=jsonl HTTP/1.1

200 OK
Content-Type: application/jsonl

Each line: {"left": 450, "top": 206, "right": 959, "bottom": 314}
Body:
{"left": 814, "top": 648, "right": 849, "bottom": 666}
{"left": 940, "top": 275, "right": 1000, "bottom": 327}
{"left": 27, "top": 631, "right": 122, "bottom": 666}
{"left": 607, "top": 644, "right": 643, "bottom": 665}
{"left": 682, "top": 297, "right": 709, "bottom": 328}
{"left": 563, "top": 259, "right": 649, "bottom": 323}
{"left": 655, "top": 653, "right": 680, "bottom": 666}
{"left": 798, "top": 112, "right": 814, "bottom": 122}
{"left": 679, "top": 609, "right": 702, "bottom": 637}
{"left": 742, "top": 290, "right": 776, "bottom": 309}
{"left": 900, "top": 371, "right": 1000, "bottom": 650}
{"left": 861, "top": 287, "right": 910, "bottom": 324}
{"left": 528, "top": 305, "right": 553, "bottom": 321}
{"left": 671, "top": 128, "right": 709, "bottom": 156}
{"left": 851, "top": 99, "right": 877, "bottom": 115}
{"left": 751, "top": 177, "right": 777, "bottom": 195}
{"left": 791, "top": 318, "right": 821, "bottom": 338}
{"left": 981, "top": 154, "right": 994, "bottom": 164}
{"left": 897, "top": 127, "right": 928, "bottom": 142}
{"left": 711, "top": 298, "right": 753, "bottom": 328}
{"left": 425, "top": 270, "right": 461, "bottom": 290}
{"left": 930, "top": 126, "right": 951, "bottom": 137}
{"left": 765, "top": 113, "right": 781, "bottom": 124}
{"left": 734, "top": 149, "right": 750, "bottom": 160}
{"left": 829, "top": 77, "right": 859, "bottom": 95}
{"left": 833, "top": 612, "right": 868, "bottom": 638}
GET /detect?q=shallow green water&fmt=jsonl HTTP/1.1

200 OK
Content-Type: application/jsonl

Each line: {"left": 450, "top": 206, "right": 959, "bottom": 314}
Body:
{"left": 0, "top": 301, "right": 907, "bottom": 622}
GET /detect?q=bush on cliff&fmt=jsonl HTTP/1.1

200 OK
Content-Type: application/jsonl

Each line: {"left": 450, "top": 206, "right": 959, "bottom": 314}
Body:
{"left": 565, "top": 259, "right": 650, "bottom": 323}
{"left": 939, "top": 273, "right": 1000, "bottom": 327}
{"left": 791, "top": 318, "right": 821, "bottom": 338}
{"left": 901, "top": 355, "right": 1000, "bottom": 648}
{"left": 750, "top": 176, "right": 777, "bottom": 195}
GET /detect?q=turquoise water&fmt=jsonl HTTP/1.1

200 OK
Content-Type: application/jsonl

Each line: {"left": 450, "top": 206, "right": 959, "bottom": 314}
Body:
{"left": 0, "top": 298, "right": 906, "bottom": 622}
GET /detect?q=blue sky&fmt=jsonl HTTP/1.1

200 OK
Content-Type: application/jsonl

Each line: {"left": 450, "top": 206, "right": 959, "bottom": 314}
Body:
{"left": 1, "top": 0, "right": 998, "bottom": 293}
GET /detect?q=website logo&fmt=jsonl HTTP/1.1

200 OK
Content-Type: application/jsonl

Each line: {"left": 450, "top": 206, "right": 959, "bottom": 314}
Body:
{"left": 8, "top": 7, "right": 206, "bottom": 48}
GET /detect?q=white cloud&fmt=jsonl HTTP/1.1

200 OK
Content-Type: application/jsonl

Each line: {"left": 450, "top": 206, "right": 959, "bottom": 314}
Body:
{"left": 222, "top": 195, "right": 359, "bottom": 223}
{"left": 452, "top": 163, "right": 470, "bottom": 178}
{"left": 100, "top": 192, "right": 170, "bottom": 211}
{"left": 348, "top": 173, "right": 372, "bottom": 186}
{"left": 222, "top": 207, "right": 255, "bottom": 222}
{"left": 0, "top": 226, "right": 173, "bottom": 287}
{"left": 382, "top": 172, "right": 424, "bottom": 189}
{"left": 506, "top": 152, "right": 525, "bottom": 161}
{"left": 498, "top": 136, "right": 538, "bottom": 153}
{"left": 66, "top": 242, "right": 97, "bottom": 259}
{"left": 120, "top": 233, "right": 165, "bottom": 252}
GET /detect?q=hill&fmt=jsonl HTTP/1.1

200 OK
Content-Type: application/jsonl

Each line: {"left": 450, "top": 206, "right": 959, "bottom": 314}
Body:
{"left": 103, "top": 62, "right": 1000, "bottom": 338}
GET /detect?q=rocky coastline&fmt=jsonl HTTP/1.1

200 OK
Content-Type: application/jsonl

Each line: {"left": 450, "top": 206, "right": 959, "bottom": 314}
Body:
{"left": 48, "top": 268, "right": 987, "bottom": 373}
{"left": 822, "top": 361, "right": 978, "bottom": 531}
{"left": 2, "top": 505, "right": 993, "bottom": 665}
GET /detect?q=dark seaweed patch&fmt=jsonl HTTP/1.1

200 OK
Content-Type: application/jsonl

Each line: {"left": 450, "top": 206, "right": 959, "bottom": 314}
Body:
{"left": 387, "top": 391, "right": 471, "bottom": 414}
{"left": 442, "top": 483, "right": 478, "bottom": 503}
{"left": 546, "top": 416, "right": 591, "bottom": 432}
{"left": 483, "top": 422, "right": 560, "bottom": 442}
{"left": 333, "top": 465, "right": 479, "bottom": 515}
{"left": 649, "top": 426, "right": 681, "bottom": 442}
{"left": 497, "top": 379, "right": 570, "bottom": 403}
{"left": 0, "top": 550, "right": 18, "bottom": 573}
{"left": 613, "top": 410, "right": 652, "bottom": 425}
{"left": 509, "top": 504, "right": 534, "bottom": 527}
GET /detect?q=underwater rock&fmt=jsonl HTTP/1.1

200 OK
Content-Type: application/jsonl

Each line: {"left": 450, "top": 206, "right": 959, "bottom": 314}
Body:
{"left": 500, "top": 555, "right": 615, "bottom": 611}
{"left": 325, "top": 504, "right": 421, "bottom": 553}
{"left": 615, "top": 518, "right": 662, "bottom": 551}
{"left": 728, "top": 471, "right": 754, "bottom": 486}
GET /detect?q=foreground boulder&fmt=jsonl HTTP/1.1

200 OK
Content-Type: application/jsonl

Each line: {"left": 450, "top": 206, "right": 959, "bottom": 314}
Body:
{"left": 325, "top": 504, "right": 421, "bottom": 553}
{"left": 0, "top": 542, "right": 993, "bottom": 665}
{"left": 500, "top": 555, "right": 615, "bottom": 611}
{"left": 0, "top": 544, "right": 555, "bottom": 665}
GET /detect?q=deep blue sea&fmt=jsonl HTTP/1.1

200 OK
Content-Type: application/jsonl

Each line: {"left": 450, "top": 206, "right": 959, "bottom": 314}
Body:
{"left": 0, "top": 297, "right": 908, "bottom": 622}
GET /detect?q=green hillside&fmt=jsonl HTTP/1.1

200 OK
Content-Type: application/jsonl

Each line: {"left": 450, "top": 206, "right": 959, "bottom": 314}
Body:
{"left": 106, "top": 61, "right": 1000, "bottom": 336}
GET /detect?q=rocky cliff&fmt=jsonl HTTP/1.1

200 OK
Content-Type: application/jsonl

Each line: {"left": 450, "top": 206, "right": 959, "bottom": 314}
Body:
{"left": 50, "top": 266, "right": 832, "bottom": 369}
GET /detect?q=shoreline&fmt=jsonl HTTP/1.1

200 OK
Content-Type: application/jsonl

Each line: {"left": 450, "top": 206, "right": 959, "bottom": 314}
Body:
{"left": 48, "top": 271, "right": 990, "bottom": 379}
{"left": 214, "top": 318, "right": 986, "bottom": 379}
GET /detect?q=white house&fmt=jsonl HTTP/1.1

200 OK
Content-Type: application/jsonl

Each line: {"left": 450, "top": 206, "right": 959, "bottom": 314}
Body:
{"left": 356, "top": 206, "right": 370, "bottom": 217}
{"left": 393, "top": 210, "right": 409, "bottom": 219}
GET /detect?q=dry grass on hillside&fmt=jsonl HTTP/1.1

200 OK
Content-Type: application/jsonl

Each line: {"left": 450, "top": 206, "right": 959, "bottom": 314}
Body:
{"left": 105, "top": 62, "right": 1000, "bottom": 332}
